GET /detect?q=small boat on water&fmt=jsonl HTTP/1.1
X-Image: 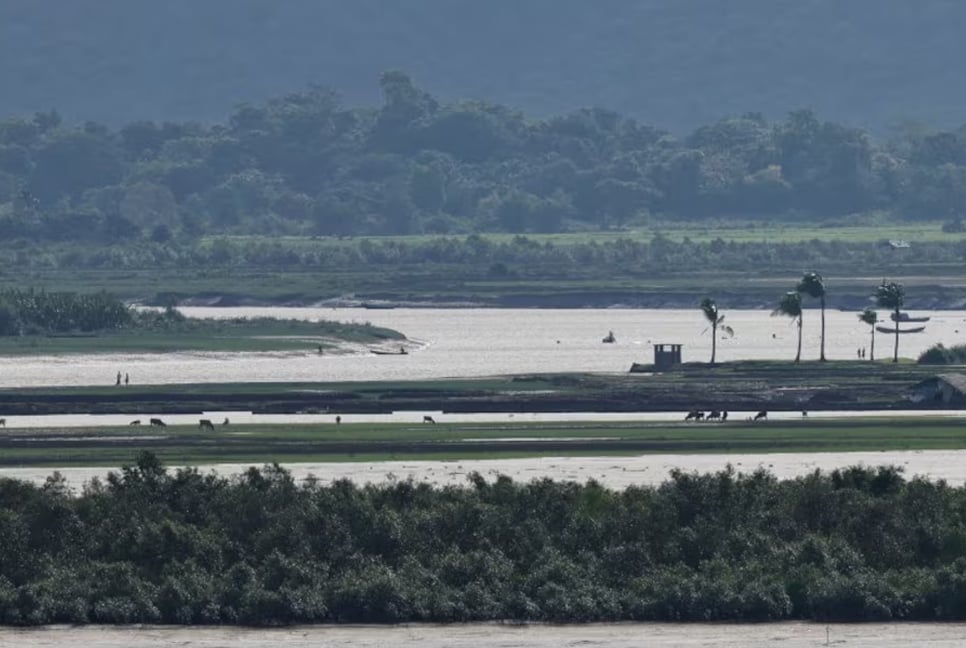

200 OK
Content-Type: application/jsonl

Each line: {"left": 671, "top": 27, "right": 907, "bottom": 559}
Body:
{"left": 602, "top": 331, "right": 616, "bottom": 343}
{"left": 891, "top": 312, "right": 931, "bottom": 323}
{"left": 876, "top": 325, "right": 927, "bottom": 335}
{"left": 372, "top": 347, "right": 409, "bottom": 356}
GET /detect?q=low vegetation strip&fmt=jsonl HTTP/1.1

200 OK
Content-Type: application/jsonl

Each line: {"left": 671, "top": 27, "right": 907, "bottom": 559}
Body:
{"left": 1, "top": 419, "right": 965, "bottom": 467}
{"left": 2, "top": 454, "right": 966, "bottom": 625}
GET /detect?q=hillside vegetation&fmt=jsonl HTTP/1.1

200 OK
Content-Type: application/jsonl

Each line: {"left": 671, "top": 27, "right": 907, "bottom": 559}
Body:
{"left": 2, "top": 73, "right": 966, "bottom": 246}
{"left": 2, "top": 1, "right": 965, "bottom": 131}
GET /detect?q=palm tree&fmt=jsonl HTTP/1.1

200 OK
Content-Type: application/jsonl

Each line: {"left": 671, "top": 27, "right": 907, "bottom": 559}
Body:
{"left": 858, "top": 308, "right": 877, "bottom": 361}
{"left": 874, "top": 280, "right": 905, "bottom": 363}
{"left": 771, "top": 291, "right": 804, "bottom": 362}
{"left": 699, "top": 297, "right": 734, "bottom": 365}
{"left": 797, "top": 271, "right": 827, "bottom": 361}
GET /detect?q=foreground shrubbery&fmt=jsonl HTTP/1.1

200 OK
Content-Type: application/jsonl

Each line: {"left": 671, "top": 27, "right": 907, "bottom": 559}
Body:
{"left": 2, "top": 453, "right": 966, "bottom": 625}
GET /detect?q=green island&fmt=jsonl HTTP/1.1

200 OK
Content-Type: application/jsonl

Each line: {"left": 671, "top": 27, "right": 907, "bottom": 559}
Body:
{"left": 0, "top": 289, "right": 403, "bottom": 355}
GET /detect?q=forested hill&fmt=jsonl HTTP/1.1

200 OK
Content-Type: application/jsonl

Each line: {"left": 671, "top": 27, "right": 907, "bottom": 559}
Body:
{"left": 2, "top": 75, "right": 966, "bottom": 242}
{"left": 2, "top": 0, "right": 965, "bottom": 131}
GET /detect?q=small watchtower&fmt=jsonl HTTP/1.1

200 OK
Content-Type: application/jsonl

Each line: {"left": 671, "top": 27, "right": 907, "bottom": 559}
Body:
{"left": 653, "top": 343, "right": 682, "bottom": 370}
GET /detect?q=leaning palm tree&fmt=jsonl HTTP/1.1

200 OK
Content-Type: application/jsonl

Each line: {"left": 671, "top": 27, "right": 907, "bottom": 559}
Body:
{"left": 858, "top": 307, "right": 877, "bottom": 361}
{"left": 874, "top": 280, "right": 905, "bottom": 363}
{"left": 797, "top": 271, "right": 827, "bottom": 361}
{"left": 771, "top": 291, "right": 804, "bottom": 362}
{"left": 699, "top": 297, "right": 734, "bottom": 365}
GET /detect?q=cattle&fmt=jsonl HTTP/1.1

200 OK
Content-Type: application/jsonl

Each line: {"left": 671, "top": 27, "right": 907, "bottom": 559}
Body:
{"left": 150, "top": 418, "right": 166, "bottom": 427}
{"left": 335, "top": 415, "right": 342, "bottom": 424}
{"left": 753, "top": 410, "right": 768, "bottom": 421}
{"left": 129, "top": 420, "right": 141, "bottom": 426}
{"left": 707, "top": 410, "right": 721, "bottom": 421}
{"left": 0, "top": 418, "right": 5, "bottom": 427}
{"left": 223, "top": 417, "right": 230, "bottom": 426}
{"left": 721, "top": 411, "right": 728, "bottom": 421}
{"left": 199, "top": 419, "right": 215, "bottom": 431}
{"left": 423, "top": 415, "right": 437, "bottom": 424}
{"left": 802, "top": 410, "right": 808, "bottom": 417}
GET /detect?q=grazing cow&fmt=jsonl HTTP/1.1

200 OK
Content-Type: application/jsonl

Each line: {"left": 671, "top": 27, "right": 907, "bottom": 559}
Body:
{"left": 753, "top": 410, "right": 768, "bottom": 421}
{"left": 707, "top": 410, "right": 721, "bottom": 421}
{"left": 0, "top": 418, "right": 5, "bottom": 427}
{"left": 684, "top": 410, "right": 699, "bottom": 421}
{"left": 223, "top": 417, "right": 230, "bottom": 426}
{"left": 199, "top": 419, "right": 215, "bottom": 431}
{"left": 335, "top": 415, "right": 342, "bottom": 424}
{"left": 722, "top": 411, "right": 728, "bottom": 421}
{"left": 129, "top": 420, "right": 141, "bottom": 426}
{"left": 149, "top": 418, "right": 166, "bottom": 427}
{"left": 423, "top": 415, "right": 436, "bottom": 424}
{"left": 802, "top": 410, "right": 808, "bottom": 417}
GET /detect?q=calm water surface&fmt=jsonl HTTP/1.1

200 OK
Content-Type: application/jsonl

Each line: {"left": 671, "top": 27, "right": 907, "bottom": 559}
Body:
{"left": 0, "top": 307, "right": 963, "bottom": 388}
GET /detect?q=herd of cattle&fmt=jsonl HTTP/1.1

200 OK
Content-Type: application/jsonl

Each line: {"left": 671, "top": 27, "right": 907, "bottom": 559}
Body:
{"left": 684, "top": 409, "right": 779, "bottom": 422}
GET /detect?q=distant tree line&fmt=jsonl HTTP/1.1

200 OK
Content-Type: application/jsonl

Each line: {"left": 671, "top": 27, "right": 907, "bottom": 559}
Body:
{"left": 2, "top": 72, "right": 966, "bottom": 243}
{"left": 3, "top": 455, "right": 966, "bottom": 625}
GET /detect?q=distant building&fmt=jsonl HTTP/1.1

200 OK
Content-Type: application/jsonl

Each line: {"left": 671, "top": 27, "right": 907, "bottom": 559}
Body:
{"left": 910, "top": 374, "right": 966, "bottom": 405}
{"left": 653, "top": 344, "right": 683, "bottom": 370}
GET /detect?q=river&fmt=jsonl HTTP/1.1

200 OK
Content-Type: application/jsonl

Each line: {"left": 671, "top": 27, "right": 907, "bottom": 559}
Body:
{"left": 0, "top": 307, "right": 962, "bottom": 388}
{"left": 3, "top": 622, "right": 965, "bottom": 647}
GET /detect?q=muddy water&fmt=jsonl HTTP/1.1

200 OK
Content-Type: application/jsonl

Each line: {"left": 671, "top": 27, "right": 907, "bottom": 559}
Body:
{"left": 5, "top": 450, "right": 966, "bottom": 491}
{"left": 2, "top": 622, "right": 965, "bottom": 647}
{"left": 0, "top": 307, "right": 962, "bottom": 387}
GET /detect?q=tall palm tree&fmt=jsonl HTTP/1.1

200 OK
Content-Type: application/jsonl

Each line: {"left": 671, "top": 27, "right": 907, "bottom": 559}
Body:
{"left": 699, "top": 297, "right": 734, "bottom": 365}
{"left": 858, "top": 308, "right": 877, "bottom": 361}
{"left": 874, "top": 280, "right": 905, "bottom": 363}
{"left": 771, "top": 291, "right": 804, "bottom": 362}
{"left": 797, "top": 271, "right": 827, "bottom": 361}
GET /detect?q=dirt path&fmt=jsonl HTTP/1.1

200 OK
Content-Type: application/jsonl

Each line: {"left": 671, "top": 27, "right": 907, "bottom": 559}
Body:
{"left": 3, "top": 622, "right": 966, "bottom": 647}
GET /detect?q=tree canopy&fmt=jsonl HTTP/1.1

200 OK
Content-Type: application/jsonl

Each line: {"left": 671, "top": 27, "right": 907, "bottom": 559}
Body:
{"left": 1, "top": 76, "right": 966, "bottom": 245}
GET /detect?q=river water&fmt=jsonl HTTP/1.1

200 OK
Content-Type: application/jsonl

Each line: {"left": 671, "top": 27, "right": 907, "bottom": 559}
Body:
{"left": 3, "top": 622, "right": 966, "bottom": 647}
{"left": 0, "top": 307, "right": 962, "bottom": 388}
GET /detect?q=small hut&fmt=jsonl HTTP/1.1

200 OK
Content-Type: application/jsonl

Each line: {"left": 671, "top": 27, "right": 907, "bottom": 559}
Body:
{"left": 654, "top": 344, "right": 683, "bottom": 370}
{"left": 910, "top": 374, "right": 966, "bottom": 405}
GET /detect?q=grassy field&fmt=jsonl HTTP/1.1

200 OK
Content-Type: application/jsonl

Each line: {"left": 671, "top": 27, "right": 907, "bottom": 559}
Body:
{"left": 2, "top": 417, "right": 965, "bottom": 467}
{"left": 205, "top": 221, "right": 966, "bottom": 246}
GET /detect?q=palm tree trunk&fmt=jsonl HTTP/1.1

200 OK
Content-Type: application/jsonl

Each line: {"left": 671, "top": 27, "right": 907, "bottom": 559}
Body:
{"left": 711, "top": 321, "right": 717, "bottom": 365}
{"left": 819, "top": 295, "right": 826, "bottom": 361}
{"left": 869, "top": 325, "right": 875, "bottom": 361}
{"left": 795, "top": 316, "right": 802, "bottom": 362}
{"left": 893, "top": 307, "right": 900, "bottom": 362}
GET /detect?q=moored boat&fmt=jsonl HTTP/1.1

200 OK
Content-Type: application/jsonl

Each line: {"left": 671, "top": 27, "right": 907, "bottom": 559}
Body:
{"left": 876, "top": 325, "right": 926, "bottom": 335}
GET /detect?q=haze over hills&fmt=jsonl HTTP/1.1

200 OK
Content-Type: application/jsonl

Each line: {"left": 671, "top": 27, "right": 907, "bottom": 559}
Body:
{"left": 1, "top": 0, "right": 964, "bottom": 131}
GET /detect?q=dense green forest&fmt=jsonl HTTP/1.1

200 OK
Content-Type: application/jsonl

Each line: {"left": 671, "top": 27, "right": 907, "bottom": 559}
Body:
{"left": 1, "top": 73, "right": 966, "bottom": 245}
{"left": 2, "top": 1, "right": 966, "bottom": 130}
{"left": 3, "top": 455, "right": 966, "bottom": 624}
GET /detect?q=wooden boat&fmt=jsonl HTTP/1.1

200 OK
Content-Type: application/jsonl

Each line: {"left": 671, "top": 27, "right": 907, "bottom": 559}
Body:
{"left": 891, "top": 312, "right": 931, "bottom": 323}
{"left": 876, "top": 325, "right": 926, "bottom": 335}
{"left": 372, "top": 348, "right": 408, "bottom": 355}
{"left": 602, "top": 331, "right": 616, "bottom": 343}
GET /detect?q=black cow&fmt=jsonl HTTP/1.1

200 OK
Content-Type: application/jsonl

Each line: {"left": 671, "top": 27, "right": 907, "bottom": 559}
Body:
{"left": 753, "top": 410, "right": 768, "bottom": 421}
{"left": 423, "top": 415, "right": 437, "bottom": 424}
{"left": 150, "top": 418, "right": 166, "bottom": 427}
{"left": 199, "top": 419, "right": 215, "bottom": 431}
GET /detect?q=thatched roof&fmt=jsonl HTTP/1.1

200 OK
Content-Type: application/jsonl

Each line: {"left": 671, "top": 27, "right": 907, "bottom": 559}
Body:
{"left": 919, "top": 373, "right": 966, "bottom": 394}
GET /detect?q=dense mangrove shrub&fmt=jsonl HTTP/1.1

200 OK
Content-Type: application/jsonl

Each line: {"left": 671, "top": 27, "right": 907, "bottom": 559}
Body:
{"left": 0, "top": 288, "right": 131, "bottom": 335}
{"left": 3, "top": 454, "right": 966, "bottom": 625}
{"left": 918, "top": 343, "right": 966, "bottom": 365}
